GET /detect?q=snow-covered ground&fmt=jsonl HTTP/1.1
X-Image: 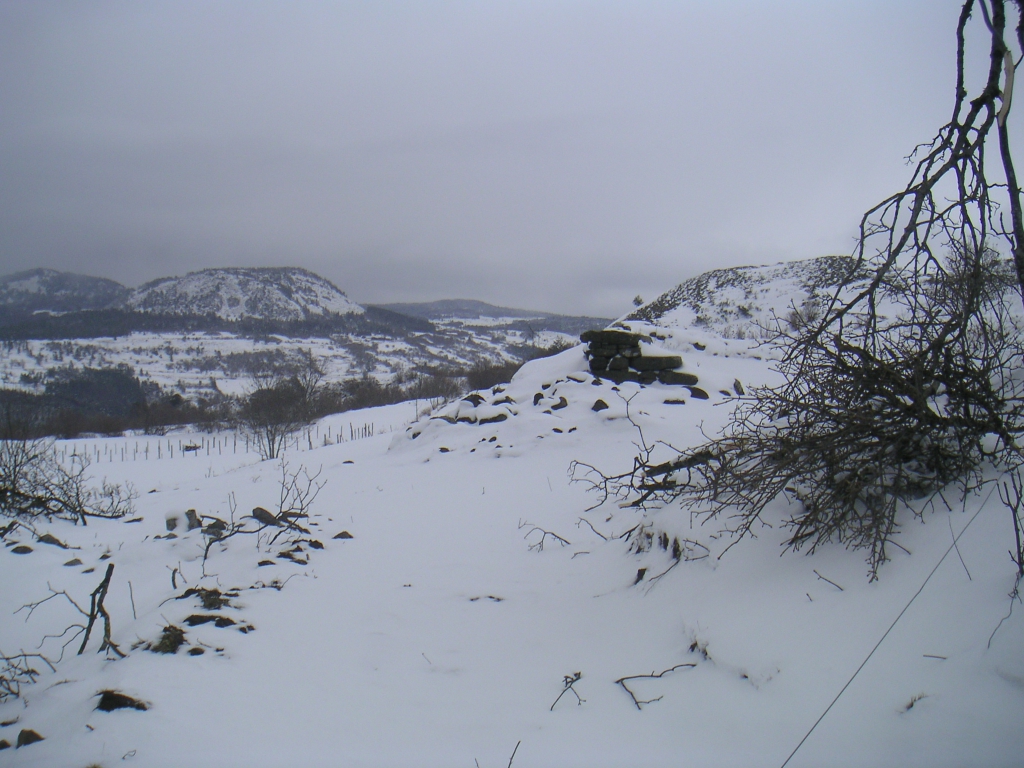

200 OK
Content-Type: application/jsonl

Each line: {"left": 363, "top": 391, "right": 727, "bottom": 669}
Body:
{"left": 0, "top": 324, "right": 573, "bottom": 399}
{"left": 1, "top": 323, "right": 1022, "bottom": 767}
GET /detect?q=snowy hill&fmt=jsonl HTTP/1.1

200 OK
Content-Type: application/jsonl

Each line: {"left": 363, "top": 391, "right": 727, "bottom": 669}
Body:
{"left": 122, "top": 266, "right": 364, "bottom": 321}
{"left": 0, "top": 268, "right": 128, "bottom": 322}
{"left": 0, "top": 255, "right": 1020, "bottom": 767}
{"left": 626, "top": 255, "right": 865, "bottom": 339}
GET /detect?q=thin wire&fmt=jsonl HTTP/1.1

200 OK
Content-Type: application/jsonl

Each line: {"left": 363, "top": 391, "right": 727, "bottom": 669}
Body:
{"left": 779, "top": 486, "right": 994, "bottom": 768}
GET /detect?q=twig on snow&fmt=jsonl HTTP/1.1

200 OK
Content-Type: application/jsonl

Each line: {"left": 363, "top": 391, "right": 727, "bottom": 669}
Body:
{"left": 813, "top": 569, "right": 844, "bottom": 591}
{"left": 519, "top": 520, "right": 570, "bottom": 552}
{"left": 550, "top": 671, "right": 584, "bottom": 711}
{"left": 614, "top": 664, "right": 697, "bottom": 710}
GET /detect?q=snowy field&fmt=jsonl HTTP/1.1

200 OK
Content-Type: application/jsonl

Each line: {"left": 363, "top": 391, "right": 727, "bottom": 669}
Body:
{"left": 0, "top": 324, "right": 574, "bottom": 401}
{"left": 1, "top": 329, "right": 1022, "bottom": 767}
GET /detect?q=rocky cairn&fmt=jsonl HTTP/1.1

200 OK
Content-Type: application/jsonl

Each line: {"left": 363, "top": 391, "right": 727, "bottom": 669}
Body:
{"left": 580, "top": 329, "right": 698, "bottom": 386}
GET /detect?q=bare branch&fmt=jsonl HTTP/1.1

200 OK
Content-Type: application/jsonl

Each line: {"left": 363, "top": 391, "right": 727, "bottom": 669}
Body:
{"left": 614, "top": 664, "right": 697, "bottom": 710}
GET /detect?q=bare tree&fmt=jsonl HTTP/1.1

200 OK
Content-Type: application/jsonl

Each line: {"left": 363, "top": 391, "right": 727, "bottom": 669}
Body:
{"left": 239, "top": 376, "right": 304, "bottom": 462}
{"left": 586, "top": 1, "right": 1024, "bottom": 579}
{"left": 237, "top": 351, "right": 328, "bottom": 460}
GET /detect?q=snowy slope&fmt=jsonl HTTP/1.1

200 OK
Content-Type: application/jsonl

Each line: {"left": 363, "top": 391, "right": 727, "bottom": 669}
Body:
{"left": 0, "top": 350, "right": 1020, "bottom": 767}
{"left": 123, "top": 267, "right": 364, "bottom": 321}
{"left": 0, "top": 259, "right": 1021, "bottom": 767}
{"left": 626, "top": 255, "right": 866, "bottom": 340}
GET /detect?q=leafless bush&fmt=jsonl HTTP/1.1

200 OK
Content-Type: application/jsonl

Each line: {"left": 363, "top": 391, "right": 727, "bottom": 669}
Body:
{"left": 0, "top": 651, "right": 55, "bottom": 703}
{"left": 0, "top": 438, "right": 135, "bottom": 525}
{"left": 584, "top": 2, "right": 1024, "bottom": 580}
{"left": 199, "top": 462, "right": 325, "bottom": 567}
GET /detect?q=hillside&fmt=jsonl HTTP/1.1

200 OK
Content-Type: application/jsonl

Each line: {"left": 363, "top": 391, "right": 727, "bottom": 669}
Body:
{"left": 0, "top": 270, "right": 607, "bottom": 401}
{"left": 626, "top": 255, "right": 865, "bottom": 339}
{"left": 0, "top": 268, "right": 129, "bottom": 324}
{"left": 123, "top": 267, "right": 363, "bottom": 321}
{"left": 0, "top": 255, "right": 1020, "bottom": 767}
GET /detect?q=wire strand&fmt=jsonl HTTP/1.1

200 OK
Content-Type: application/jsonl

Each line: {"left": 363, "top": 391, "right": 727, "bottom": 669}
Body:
{"left": 779, "top": 486, "right": 994, "bottom": 768}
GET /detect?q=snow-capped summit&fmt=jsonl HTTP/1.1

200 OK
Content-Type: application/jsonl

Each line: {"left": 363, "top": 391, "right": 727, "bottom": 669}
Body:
{"left": 123, "top": 266, "right": 364, "bottom": 321}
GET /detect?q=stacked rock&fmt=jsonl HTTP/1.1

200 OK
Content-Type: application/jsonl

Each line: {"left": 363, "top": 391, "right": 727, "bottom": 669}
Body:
{"left": 580, "top": 329, "right": 698, "bottom": 386}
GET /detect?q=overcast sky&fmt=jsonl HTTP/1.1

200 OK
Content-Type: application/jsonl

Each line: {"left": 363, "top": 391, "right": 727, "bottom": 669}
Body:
{"left": 0, "top": 1, "right": 1014, "bottom": 317}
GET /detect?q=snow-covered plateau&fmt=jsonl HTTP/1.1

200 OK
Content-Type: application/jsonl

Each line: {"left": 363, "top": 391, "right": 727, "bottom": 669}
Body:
{"left": 0, "top": 259, "right": 1021, "bottom": 768}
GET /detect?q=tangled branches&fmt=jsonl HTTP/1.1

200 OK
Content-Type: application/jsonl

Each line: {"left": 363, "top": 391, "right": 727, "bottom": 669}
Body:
{"left": 582, "top": 3, "right": 1024, "bottom": 579}
{"left": 0, "top": 651, "right": 55, "bottom": 703}
{"left": 199, "top": 461, "right": 325, "bottom": 568}
{"left": 0, "top": 438, "right": 135, "bottom": 526}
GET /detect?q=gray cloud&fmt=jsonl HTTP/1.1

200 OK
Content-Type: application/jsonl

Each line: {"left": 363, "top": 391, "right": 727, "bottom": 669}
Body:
{"left": 0, "top": 1, "right": 1002, "bottom": 316}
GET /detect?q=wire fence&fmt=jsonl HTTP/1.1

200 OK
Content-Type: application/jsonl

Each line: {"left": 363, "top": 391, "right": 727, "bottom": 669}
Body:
{"left": 51, "top": 420, "right": 395, "bottom": 465}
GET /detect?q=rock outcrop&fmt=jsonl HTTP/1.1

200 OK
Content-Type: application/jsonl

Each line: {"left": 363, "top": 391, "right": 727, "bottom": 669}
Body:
{"left": 580, "top": 329, "right": 698, "bottom": 386}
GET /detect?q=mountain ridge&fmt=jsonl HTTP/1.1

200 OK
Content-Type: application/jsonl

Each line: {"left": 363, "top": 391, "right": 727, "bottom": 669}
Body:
{"left": 0, "top": 268, "right": 129, "bottom": 322}
{"left": 123, "top": 266, "right": 364, "bottom": 321}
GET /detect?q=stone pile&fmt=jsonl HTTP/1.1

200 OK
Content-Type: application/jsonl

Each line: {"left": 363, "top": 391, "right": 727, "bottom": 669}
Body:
{"left": 580, "top": 329, "right": 698, "bottom": 386}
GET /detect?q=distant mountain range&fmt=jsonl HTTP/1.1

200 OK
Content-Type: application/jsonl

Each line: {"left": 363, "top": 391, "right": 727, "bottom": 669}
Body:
{"left": 376, "top": 299, "right": 611, "bottom": 336}
{"left": 379, "top": 299, "right": 571, "bottom": 321}
{"left": 0, "top": 266, "right": 609, "bottom": 340}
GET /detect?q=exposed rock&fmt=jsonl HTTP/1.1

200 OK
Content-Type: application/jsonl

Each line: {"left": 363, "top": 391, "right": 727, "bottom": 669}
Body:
{"left": 657, "top": 370, "right": 699, "bottom": 386}
{"left": 11, "top": 546, "right": 32, "bottom": 555}
{"left": 592, "top": 399, "right": 609, "bottom": 412}
{"left": 686, "top": 386, "right": 710, "bottom": 400}
{"left": 185, "top": 509, "right": 201, "bottom": 530}
{"left": 580, "top": 329, "right": 643, "bottom": 347}
{"left": 36, "top": 533, "right": 68, "bottom": 548}
{"left": 333, "top": 531, "right": 354, "bottom": 539}
{"left": 479, "top": 413, "right": 508, "bottom": 425}
{"left": 16, "top": 729, "right": 43, "bottom": 748}
{"left": 202, "top": 518, "right": 227, "bottom": 537}
{"left": 581, "top": 327, "right": 692, "bottom": 383}
{"left": 96, "top": 690, "right": 148, "bottom": 712}
{"left": 251, "top": 507, "right": 280, "bottom": 527}
{"left": 183, "top": 614, "right": 236, "bottom": 628}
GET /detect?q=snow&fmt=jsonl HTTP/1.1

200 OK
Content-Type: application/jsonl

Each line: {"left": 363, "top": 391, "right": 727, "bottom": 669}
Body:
{"left": 1, "top": 323, "right": 1022, "bottom": 765}
{"left": 0, "top": 325, "right": 573, "bottom": 399}
{"left": 123, "top": 268, "right": 365, "bottom": 321}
